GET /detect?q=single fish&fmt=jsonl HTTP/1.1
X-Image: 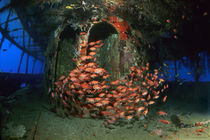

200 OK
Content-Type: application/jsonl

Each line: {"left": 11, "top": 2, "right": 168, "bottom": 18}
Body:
{"left": 80, "top": 32, "right": 86, "bottom": 35}
{"left": 157, "top": 111, "right": 168, "bottom": 116}
{"left": 160, "top": 119, "right": 170, "bottom": 124}
{"left": 89, "top": 42, "right": 96, "bottom": 46}
{"left": 148, "top": 101, "right": 155, "bottom": 105}
{"left": 136, "top": 106, "right": 145, "bottom": 113}
{"left": 125, "top": 115, "right": 134, "bottom": 121}
{"left": 163, "top": 95, "right": 167, "bottom": 102}
{"left": 143, "top": 108, "right": 148, "bottom": 116}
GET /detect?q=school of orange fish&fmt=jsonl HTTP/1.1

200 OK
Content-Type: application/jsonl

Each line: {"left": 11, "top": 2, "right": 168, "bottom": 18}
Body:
{"left": 49, "top": 39, "right": 169, "bottom": 126}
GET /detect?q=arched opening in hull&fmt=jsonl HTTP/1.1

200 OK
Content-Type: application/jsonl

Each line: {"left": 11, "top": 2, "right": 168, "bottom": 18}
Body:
{"left": 55, "top": 25, "right": 78, "bottom": 81}
{"left": 88, "top": 22, "right": 118, "bottom": 43}
{"left": 87, "top": 22, "right": 121, "bottom": 80}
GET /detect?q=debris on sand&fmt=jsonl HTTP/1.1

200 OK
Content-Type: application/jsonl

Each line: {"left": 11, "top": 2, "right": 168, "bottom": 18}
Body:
{"left": 1, "top": 122, "right": 26, "bottom": 139}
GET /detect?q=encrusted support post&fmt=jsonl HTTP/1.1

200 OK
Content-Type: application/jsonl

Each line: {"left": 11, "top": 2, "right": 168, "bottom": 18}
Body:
{"left": 18, "top": 30, "right": 26, "bottom": 73}
{"left": 0, "top": 36, "right": 5, "bottom": 50}
{"left": 32, "top": 59, "right": 37, "bottom": 74}
{"left": 40, "top": 63, "right": 44, "bottom": 74}
{"left": 26, "top": 37, "right": 31, "bottom": 74}
{"left": 18, "top": 52, "right": 24, "bottom": 73}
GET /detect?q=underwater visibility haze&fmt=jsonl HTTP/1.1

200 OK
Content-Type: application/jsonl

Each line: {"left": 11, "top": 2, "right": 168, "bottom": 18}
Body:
{"left": 0, "top": 0, "right": 210, "bottom": 140}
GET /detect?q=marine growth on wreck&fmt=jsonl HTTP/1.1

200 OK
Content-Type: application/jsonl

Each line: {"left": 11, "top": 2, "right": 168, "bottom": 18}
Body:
{"left": 0, "top": 0, "right": 210, "bottom": 140}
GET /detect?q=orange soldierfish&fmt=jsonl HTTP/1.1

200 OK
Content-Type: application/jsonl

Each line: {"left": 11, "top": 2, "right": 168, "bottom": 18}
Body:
{"left": 95, "top": 40, "right": 103, "bottom": 44}
{"left": 143, "top": 108, "right": 148, "bottom": 116}
{"left": 98, "top": 93, "right": 106, "bottom": 97}
{"left": 118, "top": 111, "right": 125, "bottom": 118}
{"left": 157, "top": 111, "right": 168, "bottom": 116}
{"left": 148, "top": 100, "right": 155, "bottom": 105}
{"left": 102, "top": 74, "right": 111, "bottom": 79}
{"left": 125, "top": 115, "right": 134, "bottom": 121}
{"left": 95, "top": 102, "right": 103, "bottom": 107}
{"left": 101, "top": 18, "right": 108, "bottom": 22}
{"left": 160, "top": 119, "right": 170, "bottom": 124}
{"left": 88, "top": 42, "right": 96, "bottom": 46}
{"left": 89, "top": 47, "right": 97, "bottom": 51}
{"left": 166, "top": 19, "right": 170, "bottom": 23}
{"left": 163, "top": 95, "right": 167, "bottom": 102}
{"left": 80, "top": 32, "right": 86, "bottom": 35}
{"left": 101, "top": 100, "right": 109, "bottom": 105}
{"left": 90, "top": 74, "right": 98, "bottom": 78}
{"left": 142, "top": 90, "right": 148, "bottom": 96}
{"left": 89, "top": 52, "right": 97, "bottom": 56}
{"left": 147, "top": 94, "right": 151, "bottom": 100}
{"left": 59, "top": 75, "right": 65, "bottom": 81}
{"left": 136, "top": 106, "right": 145, "bottom": 113}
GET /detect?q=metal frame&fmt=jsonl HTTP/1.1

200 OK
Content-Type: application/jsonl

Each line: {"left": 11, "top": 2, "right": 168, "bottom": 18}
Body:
{"left": 0, "top": 2, "right": 46, "bottom": 75}
{"left": 25, "top": 37, "right": 30, "bottom": 74}
{"left": 0, "top": 7, "right": 12, "bottom": 50}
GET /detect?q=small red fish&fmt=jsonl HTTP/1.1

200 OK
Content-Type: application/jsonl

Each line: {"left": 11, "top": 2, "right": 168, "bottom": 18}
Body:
{"left": 125, "top": 115, "right": 134, "bottom": 121}
{"left": 88, "top": 42, "right": 96, "bottom": 46}
{"left": 80, "top": 32, "right": 86, "bottom": 35}
{"left": 181, "top": 15, "right": 185, "bottom": 19}
{"left": 196, "top": 128, "right": 205, "bottom": 133}
{"left": 157, "top": 111, "right": 168, "bottom": 116}
{"left": 51, "top": 92, "right": 54, "bottom": 98}
{"left": 144, "top": 102, "right": 149, "bottom": 106}
{"left": 160, "top": 119, "right": 170, "bottom": 124}
{"left": 110, "top": 80, "right": 120, "bottom": 86}
{"left": 195, "top": 122, "right": 201, "bottom": 126}
{"left": 147, "top": 94, "right": 151, "bottom": 100}
{"left": 101, "top": 100, "right": 109, "bottom": 105}
{"left": 90, "top": 74, "right": 98, "bottom": 78}
{"left": 95, "top": 102, "right": 103, "bottom": 107}
{"left": 163, "top": 95, "right": 167, "bottom": 102}
{"left": 89, "top": 52, "right": 97, "bottom": 56}
{"left": 93, "top": 45, "right": 101, "bottom": 48}
{"left": 89, "top": 47, "right": 97, "bottom": 51}
{"left": 118, "top": 111, "right": 125, "bottom": 118}
{"left": 102, "top": 74, "right": 111, "bottom": 79}
{"left": 166, "top": 19, "right": 170, "bottom": 23}
{"left": 153, "top": 95, "right": 159, "bottom": 99}
{"left": 136, "top": 106, "right": 145, "bottom": 113}
{"left": 174, "top": 35, "right": 178, "bottom": 39}
{"left": 142, "top": 90, "right": 148, "bottom": 96}
{"left": 92, "top": 17, "right": 97, "bottom": 21}
{"left": 148, "top": 101, "right": 155, "bottom": 105}
{"left": 95, "top": 40, "right": 102, "bottom": 44}
{"left": 203, "top": 11, "right": 208, "bottom": 16}
{"left": 143, "top": 108, "right": 148, "bottom": 116}
{"left": 59, "top": 75, "right": 65, "bottom": 81}
{"left": 101, "top": 18, "right": 108, "bottom": 22}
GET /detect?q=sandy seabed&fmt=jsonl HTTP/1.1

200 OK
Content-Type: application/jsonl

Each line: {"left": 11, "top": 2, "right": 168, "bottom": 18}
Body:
{"left": 1, "top": 90, "right": 210, "bottom": 140}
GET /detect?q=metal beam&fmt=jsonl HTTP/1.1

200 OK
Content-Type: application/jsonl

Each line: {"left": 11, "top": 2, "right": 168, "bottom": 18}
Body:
{"left": 8, "top": 28, "right": 23, "bottom": 32}
{"left": 15, "top": 8, "right": 46, "bottom": 50}
{"left": 40, "top": 63, "right": 44, "bottom": 74}
{"left": 0, "top": 4, "right": 10, "bottom": 13}
{"left": 0, "top": 35, "right": 5, "bottom": 50}
{"left": 18, "top": 51, "right": 24, "bottom": 73}
{"left": 0, "top": 26, "right": 44, "bottom": 61}
{"left": 0, "top": 7, "right": 12, "bottom": 50}
{"left": 26, "top": 37, "right": 30, "bottom": 74}
{"left": 32, "top": 59, "right": 36, "bottom": 74}
{"left": 18, "top": 30, "right": 26, "bottom": 73}
{"left": 0, "top": 17, "right": 19, "bottom": 26}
